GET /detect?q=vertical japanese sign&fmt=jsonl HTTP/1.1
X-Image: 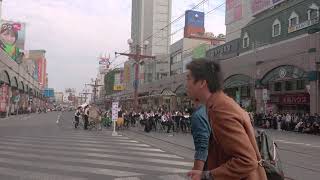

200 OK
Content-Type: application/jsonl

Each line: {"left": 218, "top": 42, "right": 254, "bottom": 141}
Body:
{"left": 111, "top": 101, "right": 119, "bottom": 122}
{"left": 43, "top": 58, "right": 47, "bottom": 88}
{"left": 38, "top": 58, "right": 43, "bottom": 88}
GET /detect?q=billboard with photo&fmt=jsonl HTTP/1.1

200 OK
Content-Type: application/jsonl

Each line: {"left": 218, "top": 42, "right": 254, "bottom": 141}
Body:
{"left": 251, "top": 0, "right": 285, "bottom": 16}
{"left": 185, "top": 10, "right": 205, "bottom": 28}
{"left": 0, "top": 20, "right": 26, "bottom": 62}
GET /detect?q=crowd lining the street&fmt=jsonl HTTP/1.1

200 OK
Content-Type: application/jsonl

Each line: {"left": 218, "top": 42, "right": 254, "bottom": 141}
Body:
{"left": 253, "top": 112, "right": 320, "bottom": 135}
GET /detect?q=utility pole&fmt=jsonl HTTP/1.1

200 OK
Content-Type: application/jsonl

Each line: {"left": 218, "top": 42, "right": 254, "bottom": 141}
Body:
{"left": 115, "top": 39, "right": 155, "bottom": 111}
{"left": 81, "top": 87, "right": 91, "bottom": 104}
{"left": 86, "top": 78, "right": 103, "bottom": 103}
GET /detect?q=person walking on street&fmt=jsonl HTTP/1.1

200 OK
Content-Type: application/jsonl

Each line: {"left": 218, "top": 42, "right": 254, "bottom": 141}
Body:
{"left": 186, "top": 59, "right": 267, "bottom": 180}
{"left": 74, "top": 107, "right": 81, "bottom": 129}
{"left": 84, "top": 105, "right": 89, "bottom": 130}
{"left": 190, "top": 99, "right": 211, "bottom": 173}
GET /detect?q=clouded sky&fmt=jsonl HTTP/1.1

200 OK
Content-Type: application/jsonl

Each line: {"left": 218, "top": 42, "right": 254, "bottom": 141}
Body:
{"left": 2, "top": 0, "right": 225, "bottom": 94}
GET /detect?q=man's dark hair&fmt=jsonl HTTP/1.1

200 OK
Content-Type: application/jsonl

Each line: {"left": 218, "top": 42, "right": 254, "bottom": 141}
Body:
{"left": 186, "top": 58, "right": 223, "bottom": 93}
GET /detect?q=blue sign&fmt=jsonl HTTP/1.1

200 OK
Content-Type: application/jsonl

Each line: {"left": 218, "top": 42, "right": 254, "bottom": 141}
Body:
{"left": 33, "top": 63, "right": 39, "bottom": 80}
{"left": 133, "top": 80, "right": 139, "bottom": 89}
{"left": 43, "top": 88, "right": 54, "bottom": 97}
{"left": 185, "top": 10, "right": 205, "bottom": 28}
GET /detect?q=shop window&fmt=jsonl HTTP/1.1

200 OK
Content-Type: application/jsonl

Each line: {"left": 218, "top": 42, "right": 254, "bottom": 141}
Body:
{"left": 274, "top": 82, "right": 282, "bottom": 91}
{"left": 289, "top": 11, "right": 299, "bottom": 27}
{"left": 296, "top": 80, "right": 305, "bottom": 90}
{"left": 285, "top": 81, "right": 293, "bottom": 91}
{"left": 243, "top": 32, "right": 249, "bottom": 48}
{"left": 272, "top": 19, "right": 281, "bottom": 37}
{"left": 241, "top": 86, "right": 250, "bottom": 97}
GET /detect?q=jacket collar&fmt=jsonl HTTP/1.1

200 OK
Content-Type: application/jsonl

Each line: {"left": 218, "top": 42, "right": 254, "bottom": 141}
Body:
{"left": 206, "top": 91, "right": 224, "bottom": 110}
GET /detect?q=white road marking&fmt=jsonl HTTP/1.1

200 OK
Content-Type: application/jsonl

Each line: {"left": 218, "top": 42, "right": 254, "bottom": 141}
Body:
{"left": 2, "top": 136, "right": 149, "bottom": 147}
{"left": 0, "top": 166, "right": 88, "bottom": 180}
{"left": 158, "top": 174, "right": 188, "bottom": 180}
{"left": 0, "top": 150, "right": 191, "bottom": 173}
{"left": 0, "top": 145, "right": 191, "bottom": 166}
{"left": 114, "top": 177, "right": 141, "bottom": 180}
{"left": 275, "top": 139, "right": 320, "bottom": 148}
{"left": 0, "top": 141, "right": 183, "bottom": 159}
{"left": 0, "top": 138, "right": 163, "bottom": 152}
{"left": 0, "top": 157, "right": 143, "bottom": 177}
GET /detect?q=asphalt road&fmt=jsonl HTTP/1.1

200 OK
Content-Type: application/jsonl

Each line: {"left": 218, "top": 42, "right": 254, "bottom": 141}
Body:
{"left": 0, "top": 112, "right": 319, "bottom": 180}
{"left": 0, "top": 112, "right": 192, "bottom": 180}
{"left": 122, "top": 124, "right": 320, "bottom": 180}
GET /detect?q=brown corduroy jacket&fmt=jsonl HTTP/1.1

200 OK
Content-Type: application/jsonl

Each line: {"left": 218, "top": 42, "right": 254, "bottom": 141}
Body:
{"left": 206, "top": 91, "right": 267, "bottom": 180}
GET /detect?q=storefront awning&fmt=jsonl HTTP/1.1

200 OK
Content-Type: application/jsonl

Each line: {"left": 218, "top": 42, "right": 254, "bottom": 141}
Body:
{"left": 224, "top": 74, "right": 252, "bottom": 89}
{"left": 161, "top": 89, "right": 176, "bottom": 96}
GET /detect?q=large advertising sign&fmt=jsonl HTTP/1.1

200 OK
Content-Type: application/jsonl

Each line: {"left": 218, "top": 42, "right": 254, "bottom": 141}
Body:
{"left": 0, "top": 20, "right": 26, "bottom": 62}
{"left": 99, "top": 56, "right": 111, "bottom": 74}
{"left": 43, "top": 88, "right": 54, "bottom": 97}
{"left": 185, "top": 10, "right": 205, "bottom": 28}
{"left": 33, "top": 62, "right": 39, "bottom": 81}
{"left": 44, "top": 58, "right": 47, "bottom": 88}
{"left": 38, "top": 58, "right": 43, "bottom": 87}
{"left": 251, "top": 0, "right": 285, "bottom": 16}
{"left": 226, "top": 0, "right": 243, "bottom": 25}
{"left": 123, "top": 63, "right": 130, "bottom": 83}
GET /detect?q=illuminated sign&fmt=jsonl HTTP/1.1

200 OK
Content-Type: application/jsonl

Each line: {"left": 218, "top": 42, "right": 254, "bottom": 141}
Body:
{"left": 113, "top": 85, "right": 124, "bottom": 91}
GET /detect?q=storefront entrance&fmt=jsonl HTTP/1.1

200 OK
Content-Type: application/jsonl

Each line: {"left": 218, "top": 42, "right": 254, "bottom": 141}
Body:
{"left": 224, "top": 74, "right": 253, "bottom": 109}
{"left": 268, "top": 93, "right": 310, "bottom": 114}
{"left": 261, "top": 65, "right": 310, "bottom": 114}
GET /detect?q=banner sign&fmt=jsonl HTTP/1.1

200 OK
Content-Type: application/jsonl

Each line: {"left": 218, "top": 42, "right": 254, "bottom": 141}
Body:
{"left": 111, "top": 101, "right": 119, "bottom": 122}
{"left": 0, "top": 20, "right": 26, "bottom": 62}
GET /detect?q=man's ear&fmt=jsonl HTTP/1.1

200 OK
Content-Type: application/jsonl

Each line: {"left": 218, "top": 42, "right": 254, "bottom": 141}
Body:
{"left": 199, "top": 80, "right": 207, "bottom": 89}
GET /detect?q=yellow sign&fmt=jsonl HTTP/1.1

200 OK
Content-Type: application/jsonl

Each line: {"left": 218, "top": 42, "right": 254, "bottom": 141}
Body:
{"left": 124, "top": 63, "right": 130, "bottom": 83}
{"left": 113, "top": 85, "right": 124, "bottom": 91}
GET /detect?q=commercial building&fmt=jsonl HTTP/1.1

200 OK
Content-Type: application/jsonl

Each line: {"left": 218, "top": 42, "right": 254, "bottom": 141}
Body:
{"left": 130, "top": 0, "right": 172, "bottom": 85}
{"left": 54, "top": 92, "right": 64, "bottom": 104}
{"left": 207, "top": 0, "right": 320, "bottom": 114}
{"left": 28, "top": 50, "right": 48, "bottom": 90}
{"left": 170, "top": 36, "right": 224, "bottom": 76}
{"left": 225, "top": 0, "right": 254, "bottom": 42}
{"left": 104, "top": 68, "right": 124, "bottom": 96}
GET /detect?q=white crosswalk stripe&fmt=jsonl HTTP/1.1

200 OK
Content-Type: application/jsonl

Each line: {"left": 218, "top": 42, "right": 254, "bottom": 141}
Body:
{"left": 0, "top": 131, "right": 192, "bottom": 180}
{"left": 0, "top": 167, "right": 88, "bottom": 180}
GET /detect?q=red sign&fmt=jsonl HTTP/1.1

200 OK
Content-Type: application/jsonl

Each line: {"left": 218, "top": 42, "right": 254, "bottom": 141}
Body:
{"left": 282, "top": 94, "right": 309, "bottom": 105}
{"left": 43, "top": 58, "right": 47, "bottom": 88}
{"left": 38, "top": 58, "right": 43, "bottom": 87}
{"left": 269, "top": 93, "right": 310, "bottom": 105}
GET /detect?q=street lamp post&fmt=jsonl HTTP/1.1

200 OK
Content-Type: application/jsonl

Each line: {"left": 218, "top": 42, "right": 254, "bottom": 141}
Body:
{"left": 115, "top": 39, "right": 155, "bottom": 111}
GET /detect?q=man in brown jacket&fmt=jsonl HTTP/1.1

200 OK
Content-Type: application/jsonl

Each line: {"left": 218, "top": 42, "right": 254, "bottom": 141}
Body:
{"left": 186, "top": 59, "right": 267, "bottom": 180}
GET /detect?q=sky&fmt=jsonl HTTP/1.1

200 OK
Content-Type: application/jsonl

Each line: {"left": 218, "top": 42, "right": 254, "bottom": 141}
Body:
{"left": 2, "top": 0, "right": 225, "bottom": 94}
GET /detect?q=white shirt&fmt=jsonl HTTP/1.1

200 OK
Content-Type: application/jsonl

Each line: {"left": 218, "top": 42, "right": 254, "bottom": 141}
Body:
{"left": 161, "top": 115, "right": 167, "bottom": 122}
{"left": 286, "top": 115, "right": 291, "bottom": 122}
{"left": 85, "top": 108, "right": 89, "bottom": 116}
